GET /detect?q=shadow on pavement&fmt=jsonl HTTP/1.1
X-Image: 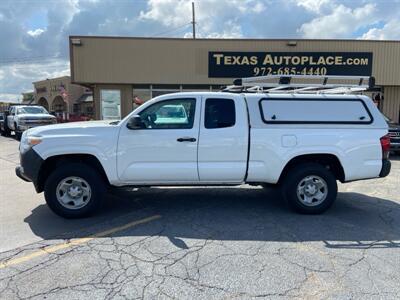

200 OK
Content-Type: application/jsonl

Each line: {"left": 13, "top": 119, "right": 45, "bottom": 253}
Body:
{"left": 24, "top": 187, "right": 400, "bottom": 249}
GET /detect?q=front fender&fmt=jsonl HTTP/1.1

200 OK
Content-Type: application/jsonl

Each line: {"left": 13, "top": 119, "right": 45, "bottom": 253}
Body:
{"left": 33, "top": 135, "right": 118, "bottom": 184}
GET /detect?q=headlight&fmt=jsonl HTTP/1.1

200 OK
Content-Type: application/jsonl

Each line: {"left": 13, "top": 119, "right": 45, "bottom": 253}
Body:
{"left": 20, "top": 133, "right": 42, "bottom": 154}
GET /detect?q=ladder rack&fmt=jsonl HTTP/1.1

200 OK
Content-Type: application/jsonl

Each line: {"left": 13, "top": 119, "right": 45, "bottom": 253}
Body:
{"left": 222, "top": 74, "right": 375, "bottom": 94}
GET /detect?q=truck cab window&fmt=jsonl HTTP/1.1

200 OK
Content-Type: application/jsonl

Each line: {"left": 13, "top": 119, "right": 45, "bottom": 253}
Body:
{"left": 205, "top": 98, "right": 236, "bottom": 129}
{"left": 139, "top": 98, "right": 196, "bottom": 129}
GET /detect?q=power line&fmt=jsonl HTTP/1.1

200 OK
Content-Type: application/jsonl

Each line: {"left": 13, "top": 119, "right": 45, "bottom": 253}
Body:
{"left": 0, "top": 56, "right": 65, "bottom": 65}
{"left": 1, "top": 21, "right": 195, "bottom": 64}
{"left": 0, "top": 60, "right": 69, "bottom": 69}
{"left": 150, "top": 22, "right": 192, "bottom": 37}
{"left": 0, "top": 55, "right": 56, "bottom": 62}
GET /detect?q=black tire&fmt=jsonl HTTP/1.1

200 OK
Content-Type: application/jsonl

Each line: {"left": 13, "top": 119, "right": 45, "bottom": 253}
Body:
{"left": 4, "top": 129, "right": 11, "bottom": 137}
{"left": 282, "top": 163, "right": 337, "bottom": 214}
{"left": 15, "top": 131, "right": 22, "bottom": 141}
{"left": 44, "top": 163, "right": 107, "bottom": 218}
{"left": 3, "top": 124, "right": 11, "bottom": 137}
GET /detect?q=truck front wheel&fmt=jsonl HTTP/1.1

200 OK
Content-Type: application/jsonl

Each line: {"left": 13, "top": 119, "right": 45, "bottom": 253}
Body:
{"left": 15, "top": 131, "right": 22, "bottom": 140}
{"left": 44, "top": 163, "right": 106, "bottom": 218}
{"left": 283, "top": 163, "right": 337, "bottom": 214}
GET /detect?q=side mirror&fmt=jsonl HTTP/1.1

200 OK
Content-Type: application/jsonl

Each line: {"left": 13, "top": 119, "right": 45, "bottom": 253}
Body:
{"left": 127, "top": 115, "right": 144, "bottom": 130}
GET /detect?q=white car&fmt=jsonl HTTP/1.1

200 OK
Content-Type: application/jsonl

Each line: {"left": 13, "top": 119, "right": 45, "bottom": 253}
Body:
{"left": 15, "top": 79, "right": 391, "bottom": 218}
{"left": 6, "top": 105, "right": 56, "bottom": 140}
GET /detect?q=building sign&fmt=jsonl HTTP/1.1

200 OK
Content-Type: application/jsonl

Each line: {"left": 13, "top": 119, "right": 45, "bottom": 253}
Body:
{"left": 208, "top": 52, "right": 373, "bottom": 78}
{"left": 35, "top": 87, "right": 47, "bottom": 93}
{"left": 50, "top": 83, "right": 66, "bottom": 92}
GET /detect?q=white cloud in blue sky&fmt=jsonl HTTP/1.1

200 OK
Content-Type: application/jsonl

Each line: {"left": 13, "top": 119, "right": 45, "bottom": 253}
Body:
{"left": 0, "top": 0, "right": 400, "bottom": 101}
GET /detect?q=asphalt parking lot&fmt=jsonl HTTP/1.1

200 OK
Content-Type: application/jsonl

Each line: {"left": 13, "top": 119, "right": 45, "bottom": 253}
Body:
{"left": 0, "top": 135, "right": 399, "bottom": 299}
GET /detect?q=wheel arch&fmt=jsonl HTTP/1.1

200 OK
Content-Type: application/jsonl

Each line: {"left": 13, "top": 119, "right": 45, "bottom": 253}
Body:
{"left": 278, "top": 153, "right": 346, "bottom": 184}
{"left": 37, "top": 153, "right": 110, "bottom": 193}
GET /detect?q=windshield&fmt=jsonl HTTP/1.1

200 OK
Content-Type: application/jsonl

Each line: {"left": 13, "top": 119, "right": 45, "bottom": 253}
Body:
{"left": 17, "top": 106, "right": 48, "bottom": 114}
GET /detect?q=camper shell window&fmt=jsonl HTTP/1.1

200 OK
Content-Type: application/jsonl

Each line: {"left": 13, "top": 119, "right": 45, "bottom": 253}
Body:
{"left": 259, "top": 98, "right": 373, "bottom": 124}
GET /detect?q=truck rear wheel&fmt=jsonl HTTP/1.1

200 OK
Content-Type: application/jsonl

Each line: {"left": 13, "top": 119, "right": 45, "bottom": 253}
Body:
{"left": 282, "top": 163, "right": 337, "bottom": 214}
{"left": 3, "top": 123, "right": 11, "bottom": 137}
{"left": 44, "top": 163, "right": 106, "bottom": 218}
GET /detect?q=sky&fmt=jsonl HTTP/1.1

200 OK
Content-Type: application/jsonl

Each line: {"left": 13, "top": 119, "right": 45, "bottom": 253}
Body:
{"left": 0, "top": 0, "right": 400, "bottom": 102}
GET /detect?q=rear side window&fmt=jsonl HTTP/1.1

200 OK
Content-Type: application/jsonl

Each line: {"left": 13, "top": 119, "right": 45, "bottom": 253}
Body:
{"left": 205, "top": 98, "right": 236, "bottom": 129}
{"left": 259, "top": 98, "right": 373, "bottom": 124}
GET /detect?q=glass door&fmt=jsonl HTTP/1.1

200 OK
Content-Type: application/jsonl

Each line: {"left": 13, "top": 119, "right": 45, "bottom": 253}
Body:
{"left": 100, "top": 89, "right": 121, "bottom": 120}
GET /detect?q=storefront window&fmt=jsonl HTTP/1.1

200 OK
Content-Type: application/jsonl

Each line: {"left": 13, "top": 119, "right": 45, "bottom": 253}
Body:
{"left": 133, "top": 89, "right": 151, "bottom": 108}
{"left": 101, "top": 89, "right": 121, "bottom": 120}
{"left": 131, "top": 85, "right": 222, "bottom": 112}
{"left": 132, "top": 87, "right": 180, "bottom": 109}
{"left": 73, "top": 103, "right": 80, "bottom": 113}
{"left": 152, "top": 90, "right": 180, "bottom": 97}
{"left": 182, "top": 84, "right": 213, "bottom": 92}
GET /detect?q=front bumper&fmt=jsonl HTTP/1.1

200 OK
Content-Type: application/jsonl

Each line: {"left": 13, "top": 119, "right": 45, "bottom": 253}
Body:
{"left": 18, "top": 123, "right": 53, "bottom": 131}
{"left": 15, "top": 166, "right": 30, "bottom": 182}
{"left": 17, "top": 125, "right": 31, "bottom": 131}
{"left": 15, "top": 148, "right": 44, "bottom": 192}
{"left": 379, "top": 159, "right": 391, "bottom": 178}
{"left": 390, "top": 141, "right": 400, "bottom": 150}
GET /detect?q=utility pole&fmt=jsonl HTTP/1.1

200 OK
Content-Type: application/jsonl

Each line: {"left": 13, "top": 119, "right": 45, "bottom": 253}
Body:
{"left": 191, "top": 2, "right": 196, "bottom": 39}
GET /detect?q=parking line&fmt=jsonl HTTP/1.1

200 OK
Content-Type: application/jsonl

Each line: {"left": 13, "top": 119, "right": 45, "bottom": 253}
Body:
{"left": 0, "top": 214, "right": 161, "bottom": 269}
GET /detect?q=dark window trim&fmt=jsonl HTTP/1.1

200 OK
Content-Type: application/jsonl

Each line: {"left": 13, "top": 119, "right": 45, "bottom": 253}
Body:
{"left": 152, "top": 84, "right": 181, "bottom": 90}
{"left": 204, "top": 98, "right": 236, "bottom": 129}
{"left": 258, "top": 97, "right": 374, "bottom": 125}
{"left": 136, "top": 98, "right": 197, "bottom": 130}
{"left": 133, "top": 84, "right": 151, "bottom": 89}
{"left": 182, "top": 84, "right": 211, "bottom": 90}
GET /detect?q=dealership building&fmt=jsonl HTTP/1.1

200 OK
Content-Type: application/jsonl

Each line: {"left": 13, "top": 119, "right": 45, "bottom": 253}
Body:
{"left": 69, "top": 36, "right": 400, "bottom": 122}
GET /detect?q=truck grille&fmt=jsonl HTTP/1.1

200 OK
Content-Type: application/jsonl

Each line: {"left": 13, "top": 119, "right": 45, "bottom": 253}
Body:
{"left": 389, "top": 131, "right": 400, "bottom": 138}
{"left": 25, "top": 119, "right": 53, "bottom": 123}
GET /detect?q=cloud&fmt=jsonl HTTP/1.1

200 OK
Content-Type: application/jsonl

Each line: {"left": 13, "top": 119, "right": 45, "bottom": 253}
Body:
{"left": 361, "top": 19, "right": 400, "bottom": 40}
{"left": 299, "top": 3, "right": 377, "bottom": 38}
{"left": 202, "top": 20, "right": 243, "bottom": 38}
{"left": 139, "top": 0, "right": 191, "bottom": 27}
{"left": 139, "top": 0, "right": 265, "bottom": 37}
{"left": 27, "top": 28, "right": 45, "bottom": 37}
{"left": 0, "top": 94, "right": 22, "bottom": 103}
{"left": 295, "top": 0, "right": 331, "bottom": 13}
{"left": 0, "top": 59, "right": 70, "bottom": 101}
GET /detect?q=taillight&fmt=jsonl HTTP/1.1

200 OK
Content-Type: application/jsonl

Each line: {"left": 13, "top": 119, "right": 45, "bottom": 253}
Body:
{"left": 380, "top": 134, "right": 391, "bottom": 159}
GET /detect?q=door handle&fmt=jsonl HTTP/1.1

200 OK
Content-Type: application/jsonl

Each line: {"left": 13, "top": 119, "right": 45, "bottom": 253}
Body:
{"left": 177, "top": 137, "right": 196, "bottom": 142}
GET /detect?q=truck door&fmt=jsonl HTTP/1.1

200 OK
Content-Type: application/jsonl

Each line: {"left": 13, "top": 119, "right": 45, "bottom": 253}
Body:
{"left": 117, "top": 96, "right": 200, "bottom": 183}
{"left": 198, "top": 95, "right": 249, "bottom": 183}
{"left": 8, "top": 107, "right": 15, "bottom": 130}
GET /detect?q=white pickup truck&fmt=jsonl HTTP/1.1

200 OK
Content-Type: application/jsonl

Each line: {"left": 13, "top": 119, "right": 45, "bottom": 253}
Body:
{"left": 16, "top": 79, "right": 391, "bottom": 218}
{"left": 5, "top": 105, "right": 56, "bottom": 140}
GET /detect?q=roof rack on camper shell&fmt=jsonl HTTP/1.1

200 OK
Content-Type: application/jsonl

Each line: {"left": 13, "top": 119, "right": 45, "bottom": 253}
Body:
{"left": 222, "top": 74, "right": 375, "bottom": 94}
